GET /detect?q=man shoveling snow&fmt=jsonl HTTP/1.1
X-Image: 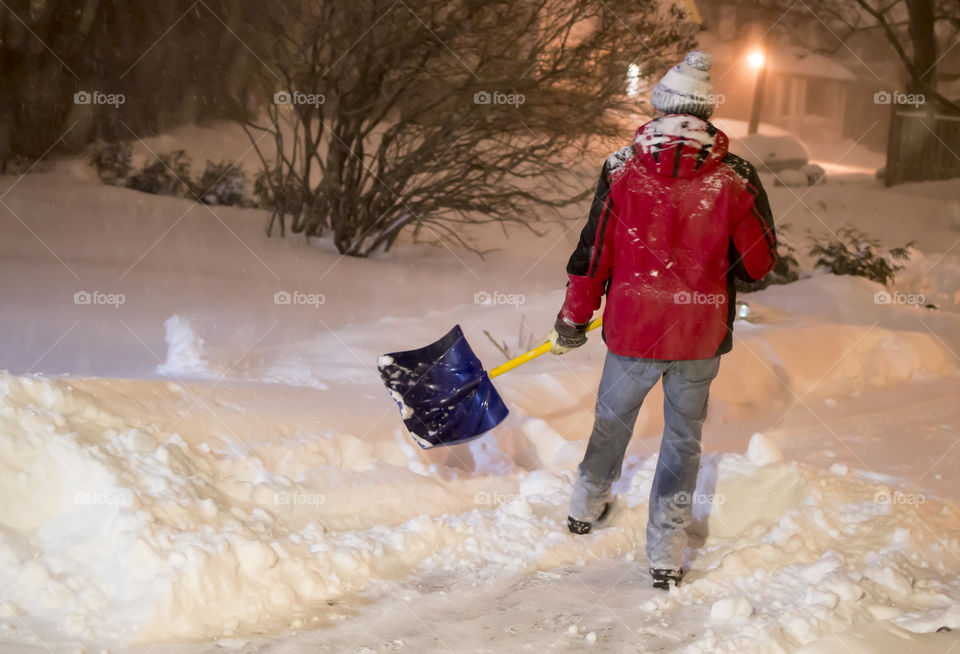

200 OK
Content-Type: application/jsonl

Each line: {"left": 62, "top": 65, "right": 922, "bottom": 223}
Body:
{"left": 548, "top": 50, "right": 778, "bottom": 590}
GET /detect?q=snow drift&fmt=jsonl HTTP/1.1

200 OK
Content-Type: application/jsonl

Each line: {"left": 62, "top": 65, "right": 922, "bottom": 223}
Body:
{"left": 0, "top": 373, "right": 958, "bottom": 650}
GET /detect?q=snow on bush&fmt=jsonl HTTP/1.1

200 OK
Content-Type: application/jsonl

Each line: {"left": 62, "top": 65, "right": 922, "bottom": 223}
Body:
{"left": 126, "top": 149, "right": 193, "bottom": 198}
{"left": 191, "top": 160, "right": 251, "bottom": 207}
{"left": 88, "top": 143, "right": 253, "bottom": 206}
{"left": 809, "top": 225, "right": 915, "bottom": 286}
{"left": 740, "top": 224, "right": 919, "bottom": 294}
{"left": 89, "top": 142, "right": 133, "bottom": 186}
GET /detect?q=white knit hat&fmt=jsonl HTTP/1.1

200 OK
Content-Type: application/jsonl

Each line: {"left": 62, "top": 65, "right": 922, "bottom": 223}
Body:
{"left": 650, "top": 51, "right": 715, "bottom": 120}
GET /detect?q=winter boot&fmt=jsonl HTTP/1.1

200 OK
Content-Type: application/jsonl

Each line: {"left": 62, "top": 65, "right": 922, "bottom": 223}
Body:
{"left": 650, "top": 567, "right": 684, "bottom": 590}
{"left": 567, "top": 502, "right": 611, "bottom": 535}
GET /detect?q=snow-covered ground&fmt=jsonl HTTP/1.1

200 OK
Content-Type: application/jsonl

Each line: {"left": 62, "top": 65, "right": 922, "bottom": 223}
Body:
{"left": 1, "top": 120, "right": 959, "bottom": 653}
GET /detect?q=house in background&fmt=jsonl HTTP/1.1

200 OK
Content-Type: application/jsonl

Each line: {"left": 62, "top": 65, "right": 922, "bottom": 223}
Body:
{"left": 686, "top": 0, "right": 960, "bottom": 178}
{"left": 691, "top": 0, "right": 861, "bottom": 144}
{"left": 711, "top": 44, "right": 856, "bottom": 143}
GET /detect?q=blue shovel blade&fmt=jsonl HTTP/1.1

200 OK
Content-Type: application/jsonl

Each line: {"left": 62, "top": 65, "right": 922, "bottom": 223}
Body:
{"left": 378, "top": 325, "right": 509, "bottom": 448}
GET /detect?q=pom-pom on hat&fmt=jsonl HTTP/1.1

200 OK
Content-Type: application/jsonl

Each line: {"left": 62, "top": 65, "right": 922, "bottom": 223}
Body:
{"left": 650, "top": 51, "right": 716, "bottom": 120}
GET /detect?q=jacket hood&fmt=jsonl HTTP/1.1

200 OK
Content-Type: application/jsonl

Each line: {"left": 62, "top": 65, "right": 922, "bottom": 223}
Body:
{"left": 633, "top": 114, "right": 728, "bottom": 179}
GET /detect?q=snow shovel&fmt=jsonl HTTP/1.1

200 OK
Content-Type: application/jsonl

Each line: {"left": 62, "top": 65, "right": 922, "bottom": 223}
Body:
{"left": 378, "top": 317, "right": 602, "bottom": 449}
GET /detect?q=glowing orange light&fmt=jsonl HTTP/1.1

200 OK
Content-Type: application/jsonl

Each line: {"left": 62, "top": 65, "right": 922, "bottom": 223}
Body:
{"left": 747, "top": 49, "right": 766, "bottom": 69}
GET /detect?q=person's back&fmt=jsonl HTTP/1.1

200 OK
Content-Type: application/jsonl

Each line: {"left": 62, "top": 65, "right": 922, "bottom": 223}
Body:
{"left": 560, "top": 96, "right": 776, "bottom": 361}
{"left": 548, "top": 50, "right": 777, "bottom": 590}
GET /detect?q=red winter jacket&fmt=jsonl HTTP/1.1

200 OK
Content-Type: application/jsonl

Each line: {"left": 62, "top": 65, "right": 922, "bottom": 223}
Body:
{"left": 560, "top": 115, "right": 777, "bottom": 360}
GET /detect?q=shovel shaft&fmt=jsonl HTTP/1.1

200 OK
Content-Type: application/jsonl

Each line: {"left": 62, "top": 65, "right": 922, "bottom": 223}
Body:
{"left": 488, "top": 317, "right": 603, "bottom": 379}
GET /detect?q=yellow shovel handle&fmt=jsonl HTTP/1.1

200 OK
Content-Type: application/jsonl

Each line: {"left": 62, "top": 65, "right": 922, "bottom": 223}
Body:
{"left": 488, "top": 317, "right": 603, "bottom": 379}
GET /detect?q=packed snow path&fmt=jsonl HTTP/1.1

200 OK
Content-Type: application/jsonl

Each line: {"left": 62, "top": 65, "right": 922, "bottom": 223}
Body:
{"left": 0, "top": 373, "right": 958, "bottom": 652}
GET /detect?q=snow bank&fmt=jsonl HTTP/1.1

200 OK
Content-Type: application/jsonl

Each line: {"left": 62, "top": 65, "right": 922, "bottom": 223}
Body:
{"left": 730, "top": 133, "right": 811, "bottom": 172}
{"left": 796, "top": 621, "right": 959, "bottom": 653}
{"left": 157, "top": 315, "right": 208, "bottom": 376}
{"left": 708, "top": 275, "right": 960, "bottom": 421}
{"left": 1, "top": 373, "right": 958, "bottom": 650}
{"left": 158, "top": 274, "right": 960, "bottom": 417}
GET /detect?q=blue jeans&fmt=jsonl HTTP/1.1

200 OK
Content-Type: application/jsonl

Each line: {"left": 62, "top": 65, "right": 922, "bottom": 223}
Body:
{"left": 569, "top": 350, "right": 721, "bottom": 569}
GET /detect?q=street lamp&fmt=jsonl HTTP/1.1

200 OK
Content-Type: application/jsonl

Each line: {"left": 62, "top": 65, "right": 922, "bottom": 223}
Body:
{"left": 747, "top": 47, "right": 767, "bottom": 135}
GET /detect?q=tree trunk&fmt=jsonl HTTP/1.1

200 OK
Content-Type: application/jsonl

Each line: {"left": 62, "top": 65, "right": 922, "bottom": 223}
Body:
{"left": 905, "top": 0, "right": 937, "bottom": 93}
